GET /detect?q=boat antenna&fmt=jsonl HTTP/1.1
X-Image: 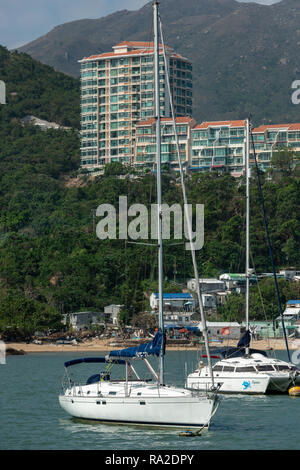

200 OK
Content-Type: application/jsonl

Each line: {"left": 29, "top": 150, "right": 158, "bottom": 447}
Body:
{"left": 249, "top": 116, "right": 291, "bottom": 362}
{"left": 153, "top": 0, "right": 165, "bottom": 385}
{"left": 158, "top": 10, "right": 215, "bottom": 388}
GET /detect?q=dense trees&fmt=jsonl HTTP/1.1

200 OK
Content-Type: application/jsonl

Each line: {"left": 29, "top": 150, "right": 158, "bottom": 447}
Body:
{"left": 0, "top": 46, "right": 80, "bottom": 128}
{"left": 1, "top": 46, "right": 300, "bottom": 338}
{"left": 1, "top": 131, "right": 300, "bottom": 338}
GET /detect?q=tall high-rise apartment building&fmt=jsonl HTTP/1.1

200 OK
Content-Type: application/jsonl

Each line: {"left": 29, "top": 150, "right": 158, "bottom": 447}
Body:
{"left": 79, "top": 41, "right": 192, "bottom": 173}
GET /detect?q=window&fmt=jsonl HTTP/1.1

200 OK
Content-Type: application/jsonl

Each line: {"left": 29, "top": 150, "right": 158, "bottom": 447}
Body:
{"left": 213, "top": 365, "right": 223, "bottom": 372}
{"left": 223, "top": 366, "right": 235, "bottom": 372}
{"left": 274, "top": 365, "right": 289, "bottom": 371}
{"left": 235, "top": 367, "right": 256, "bottom": 372}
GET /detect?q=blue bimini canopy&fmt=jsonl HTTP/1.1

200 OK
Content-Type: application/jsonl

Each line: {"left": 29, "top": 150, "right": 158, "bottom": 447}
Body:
{"left": 64, "top": 357, "right": 126, "bottom": 368}
{"left": 108, "top": 330, "right": 165, "bottom": 359}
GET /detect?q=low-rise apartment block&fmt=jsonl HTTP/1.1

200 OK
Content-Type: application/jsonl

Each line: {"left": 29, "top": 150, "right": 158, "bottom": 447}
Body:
{"left": 190, "top": 120, "right": 246, "bottom": 177}
{"left": 135, "top": 116, "right": 196, "bottom": 172}
{"left": 250, "top": 123, "right": 300, "bottom": 171}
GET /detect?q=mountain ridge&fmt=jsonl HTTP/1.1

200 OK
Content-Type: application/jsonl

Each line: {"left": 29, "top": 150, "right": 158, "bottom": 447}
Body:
{"left": 16, "top": 0, "right": 300, "bottom": 124}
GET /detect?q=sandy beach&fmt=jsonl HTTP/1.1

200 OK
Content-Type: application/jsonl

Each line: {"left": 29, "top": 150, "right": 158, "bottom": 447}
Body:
{"left": 5, "top": 337, "right": 300, "bottom": 354}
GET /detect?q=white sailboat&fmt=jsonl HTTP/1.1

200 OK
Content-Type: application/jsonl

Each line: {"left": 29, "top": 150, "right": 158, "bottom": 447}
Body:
{"left": 59, "top": 1, "right": 219, "bottom": 428}
{"left": 186, "top": 119, "right": 300, "bottom": 394}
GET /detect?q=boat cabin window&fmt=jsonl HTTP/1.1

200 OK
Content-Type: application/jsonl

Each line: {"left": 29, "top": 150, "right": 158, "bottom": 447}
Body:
{"left": 256, "top": 365, "right": 275, "bottom": 371}
{"left": 213, "top": 365, "right": 223, "bottom": 372}
{"left": 222, "top": 366, "right": 235, "bottom": 372}
{"left": 109, "top": 391, "right": 117, "bottom": 395}
{"left": 235, "top": 366, "right": 256, "bottom": 372}
{"left": 275, "top": 365, "right": 290, "bottom": 371}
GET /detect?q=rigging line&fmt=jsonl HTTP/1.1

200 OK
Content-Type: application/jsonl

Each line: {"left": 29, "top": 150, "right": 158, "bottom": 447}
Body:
{"left": 249, "top": 248, "right": 267, "bottom": 319}
{"left": 249, "top": 248, "right": 272, "bottom": 350}
{"left": 159, "top": 14, "right": 215, "bottom": 388}
{"left": 249, "top": 118, "right": 291, "bottom": 362}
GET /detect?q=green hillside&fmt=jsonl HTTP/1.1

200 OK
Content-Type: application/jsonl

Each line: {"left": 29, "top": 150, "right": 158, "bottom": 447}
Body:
{"left": 1, "top": 43, "right": 300, "bottom": 339}
{"left": 0, "top": 45, "right": 80, "bottom": 127}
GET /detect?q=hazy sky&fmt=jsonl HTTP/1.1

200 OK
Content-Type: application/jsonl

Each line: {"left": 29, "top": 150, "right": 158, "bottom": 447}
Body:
{"left": 0, "top": 0, "right": 281, "bottom": 50}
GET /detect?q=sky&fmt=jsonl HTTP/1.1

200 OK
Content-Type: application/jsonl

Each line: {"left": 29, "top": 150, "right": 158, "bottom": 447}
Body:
{"left": 0, "top": 0, "right": 281, "bottom": 50}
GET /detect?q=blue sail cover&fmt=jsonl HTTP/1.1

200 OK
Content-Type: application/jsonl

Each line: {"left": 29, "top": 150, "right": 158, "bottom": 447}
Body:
{"left": 109, "top": 330, "right": 165, "bottom": 359}
{"left": 64, "top": 357, "right": 126, "bottom": 368}
{"left": 237, "top": 329, "right": 251, "bottom": 348}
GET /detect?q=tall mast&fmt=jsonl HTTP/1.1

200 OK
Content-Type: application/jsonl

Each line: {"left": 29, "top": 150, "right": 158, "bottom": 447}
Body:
{"left": 153, "top": 0, "right": 164, "bottom": 385}
{"left": 157, "top": 11, "right": 214, "bottom": 388}
{"left": 245, "top": 118, "right": 250, "bottom": 355}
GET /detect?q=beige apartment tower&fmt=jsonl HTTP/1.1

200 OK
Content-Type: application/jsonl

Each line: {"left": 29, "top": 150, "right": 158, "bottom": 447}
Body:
{"left": 79, "top": 41, "right": 192, "bottom": 173}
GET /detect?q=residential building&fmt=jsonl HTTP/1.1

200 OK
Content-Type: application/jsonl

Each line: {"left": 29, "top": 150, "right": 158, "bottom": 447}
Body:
{"left": 219, "top": 273, "right": 257, "bottom": 293}
{"left": 62, "top": 311, "right": 105, "bottom": 331}
{"left": 188, "top": 120, "right": 300, "bottom": 176}
{"left": 282, "top": 300, "right": 300, "bottom": 320}
{"left": 246, "top": 319, "right": 298, "bottom": 339}
{"left": 149, "top": 292, "right": 195, "bottom": 310}
{"left": 187, "top": 277, "right": 226, "bottom": 294}
{"left": 134, "top": 116, "right": 195, "bottom": 171}
{"left": 278, "top": 268, "right": 300, "bottom": 280}
{"left": 198, "top": 322, "right": 241, "bottom": 340}
{"left": 189, "top": 120, "right": 247, "bottom": 177}
{"left": 79, "top": 41, "right": 192, "bottom": 174}
{"left": 154, "top": 310, "right": 195, "bottom": 327}
{"left": 250, "top": 123, "right": 300, "bottom": 171}
{"left": 104, "top": 304, "right": 124, "bottom": 325}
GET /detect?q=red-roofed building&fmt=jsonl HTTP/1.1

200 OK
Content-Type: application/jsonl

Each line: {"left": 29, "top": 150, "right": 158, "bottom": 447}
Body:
{"left": 79, "top": 40, "right": 192, "bottom": 173}
{"left": 188, "top": 120, "right": 300, "bottom": 176}
{"left": 190, "top": 120, "right": 247, "bottom": 177}
{"left": 250, "top": 123, "right": 300, "bottom": 171}
{"left": 135, "top": 117, "right": 196, "bottom": 171}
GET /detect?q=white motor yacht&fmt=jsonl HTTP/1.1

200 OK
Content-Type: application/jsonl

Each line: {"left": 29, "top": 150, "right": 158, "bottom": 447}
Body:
{"left": 186, "top": 346, "right": 300, "bottom": 394}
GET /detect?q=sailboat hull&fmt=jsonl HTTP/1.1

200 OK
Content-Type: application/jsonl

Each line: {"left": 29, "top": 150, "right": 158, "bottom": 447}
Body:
{"left": 59, "top": 386, "right": 217, "bottom": 428}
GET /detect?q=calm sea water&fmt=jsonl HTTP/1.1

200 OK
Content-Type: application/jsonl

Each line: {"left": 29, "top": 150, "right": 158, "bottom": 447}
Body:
{"left": 0, "top": 349, "right": 299, "bottom": 450}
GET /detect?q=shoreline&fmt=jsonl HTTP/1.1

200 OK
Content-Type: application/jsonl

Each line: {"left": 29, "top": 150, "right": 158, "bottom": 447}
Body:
{"left": 5, "top": 337, "right": 300, "bottom": 354}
